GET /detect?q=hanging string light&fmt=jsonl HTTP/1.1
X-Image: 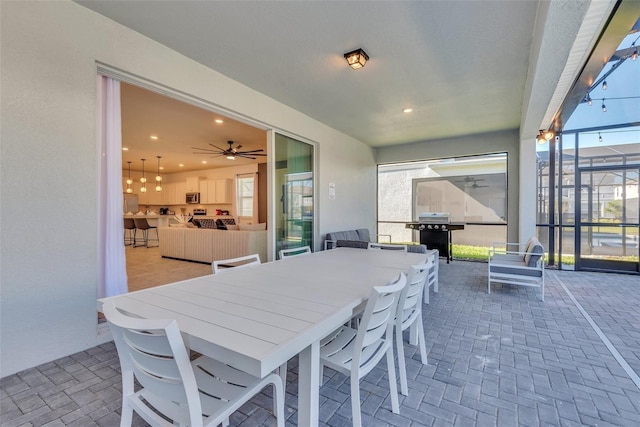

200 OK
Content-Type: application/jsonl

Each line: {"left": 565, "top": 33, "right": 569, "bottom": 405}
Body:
{"left": 602, "top": 80, "right": 607, "bottom": 90}
{"left": 601, "top": 99, "right": 607, "bottom": 112}
{"left": 632, "top": 42, "right": 638, "bottom": 61}
{"left": 155, "top": 156, "right": 163, "bottom": 192}
{"left": 125, "top": 161, "right": 133, "bottom": 194}
{"left": 598, "top": 132, "right": 603, "bottom": 143}
{"left": 140, "top": 158, "right": 147, "bottom": 193}
{"left": 585, "top": 94, "right": 592, "bottom": 106}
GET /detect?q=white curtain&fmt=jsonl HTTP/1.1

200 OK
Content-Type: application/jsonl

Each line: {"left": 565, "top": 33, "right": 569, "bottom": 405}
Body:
{"left": 97, "top": 75, "right": 128, "bottom": 298}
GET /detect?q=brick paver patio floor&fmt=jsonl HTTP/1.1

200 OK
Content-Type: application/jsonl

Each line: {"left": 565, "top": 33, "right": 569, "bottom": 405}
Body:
{"left": 2, "top": 260, "right": 639, "bottom": 426}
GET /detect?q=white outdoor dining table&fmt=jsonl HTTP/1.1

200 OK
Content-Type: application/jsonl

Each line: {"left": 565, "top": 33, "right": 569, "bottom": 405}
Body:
{"left": 97, "top": 247, "right": 426, "bottom": 426}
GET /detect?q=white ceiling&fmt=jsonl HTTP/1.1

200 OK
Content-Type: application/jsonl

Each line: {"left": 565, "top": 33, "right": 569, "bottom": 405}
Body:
{"left": 121, "top": 83, "right": 267, "bottom": 173}
{"left": 78, "top": 0, "right": 540, "bottom": 154}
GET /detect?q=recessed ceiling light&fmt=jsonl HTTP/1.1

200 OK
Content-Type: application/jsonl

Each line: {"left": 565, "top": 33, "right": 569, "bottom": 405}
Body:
{"left": 179, "top": 164, "right": 184, "bottom": 167}
{"left": 403, "top": 108, "right": 413, "bottom": 113}
{"left": 201, "top": 161, "right": 207, "bottom": 164}
{"left": 150, "top": 135, "right": 159, "bottom": 140}
{"left": 122, "top": 147, "right": 129, "bottom": 151}
{"left": 159, "top": 166, "right": 164, "bottom": 170}
{"left": 214, "top": 119, "right": 224, "bottom": 124}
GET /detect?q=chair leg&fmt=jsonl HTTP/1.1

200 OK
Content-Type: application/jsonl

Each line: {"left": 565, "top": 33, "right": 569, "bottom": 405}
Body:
{"left": 350, "top": 373, "right": 362, "bottom": 427}
{"left": 273, "top": 378, "right": 285, "bottom": 427}
{"left": 119, "top": 401, "right": 133, "bottom": 427}
{"left": 385, "top": 346, "right": 400, "bottom": 414}
{"left": 396, "top": 326, "right": 408, "bottom": 396}
{"left": 275, "top": 362, "right": 287, "bottom": 414}
{"left": 417, "top": 317, "right": 428, "bottom": 365}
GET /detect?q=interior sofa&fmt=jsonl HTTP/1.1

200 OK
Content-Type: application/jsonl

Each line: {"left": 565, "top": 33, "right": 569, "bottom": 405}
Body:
{"left": 158, "top": 226, "right": 267, "bottom": 264}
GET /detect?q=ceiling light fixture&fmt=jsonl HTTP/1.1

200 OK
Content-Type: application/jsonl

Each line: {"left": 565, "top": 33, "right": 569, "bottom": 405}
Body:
{"left": 155, "top": 156, "right": 162, "bottom": 192}
{"left": 215, "top": 119, "right": 224, "bottom": 124}
{"left": 139, "top": 158, "right": 147, "bottom": 193}
{"left": 122, "top": 147, "right": 129, "bottom": 151}
{"left": 125, "top": 161, "right": 133, "bottom": 194}
{"left": 403, "top": 108, "right": 413, "bottom": 113}
{"left": 150, "top": 135, "right": 159, "bottom": 140}
{"left": 344, "top": 48, "right": 369, "bottom": 70}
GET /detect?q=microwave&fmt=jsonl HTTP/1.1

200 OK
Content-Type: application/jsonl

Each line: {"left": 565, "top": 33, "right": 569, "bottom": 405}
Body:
{"left": 186, "top": 192, "right": 200, "bottom": 204}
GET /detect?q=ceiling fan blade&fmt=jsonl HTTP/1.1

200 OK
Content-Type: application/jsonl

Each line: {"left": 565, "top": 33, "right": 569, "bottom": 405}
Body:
{"left": 208, "top": 143, "right": 228, "bottom": 151}
{"left": 237, "top": 149, "right": 264, "bottom": 154}
{"left": 236, "top": 154, "right": 257, "bottom": 160}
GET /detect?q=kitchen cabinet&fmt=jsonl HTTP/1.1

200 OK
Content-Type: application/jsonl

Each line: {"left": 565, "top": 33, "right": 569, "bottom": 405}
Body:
{"left": 201, "top": 179, "right": 233, "bottom": 204}
{"left": 186, "top": 176, "right": 200, "bottom": 193}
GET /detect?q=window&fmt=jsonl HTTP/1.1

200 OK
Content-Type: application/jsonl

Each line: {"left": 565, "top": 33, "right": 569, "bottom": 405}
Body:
{"left": 237, "top": 174, "right": 255, "bottom": 219}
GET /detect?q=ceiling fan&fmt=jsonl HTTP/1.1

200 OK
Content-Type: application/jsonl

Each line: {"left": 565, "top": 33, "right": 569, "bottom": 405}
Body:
{"left": 192, "top": 140, "right": 267, "bottom": 160}
{"left": 467, "top": 181, "right": 489, "bottom": 189}
{"left": 455, "top": 176, "right": 485, "bottom": 184}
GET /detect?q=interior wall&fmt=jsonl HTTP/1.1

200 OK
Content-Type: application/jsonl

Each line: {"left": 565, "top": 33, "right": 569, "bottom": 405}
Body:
{"left": 375, "top": 129, "right": 520, "bottom": 243}
{"left": 0, "top": 1, "right": 375, "bottom": 377}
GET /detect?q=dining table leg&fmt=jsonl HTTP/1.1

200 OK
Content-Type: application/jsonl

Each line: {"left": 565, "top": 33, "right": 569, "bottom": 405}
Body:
{"left": 297, "top": 341, "right": 320, "bottom": 427}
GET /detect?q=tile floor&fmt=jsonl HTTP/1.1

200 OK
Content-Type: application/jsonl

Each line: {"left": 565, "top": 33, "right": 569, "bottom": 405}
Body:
{"left": 2, "top": 255, "right": 639, "bottom": 426}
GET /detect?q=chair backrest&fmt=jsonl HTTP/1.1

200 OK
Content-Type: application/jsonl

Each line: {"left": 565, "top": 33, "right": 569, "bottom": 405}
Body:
{"left": 352, "top": 273, "right": 406, "bottom": 373}
{"left": 398, "top": 259, "right": 432, "bottom": 331}
{"left": 212, "top": 253, "right": 261, "bottom": 273}
{"left": 367, "top": 242, "right": 408, "bottom": 252}
{"left": 124, "top": 218, "right": 136, "bottom": 230}
{"left": 133, "top": 217, "right": 151, "bottom": 230}
{"left": 102, "top": 302, "right": 203, "bottom": 427}
{"left": 279, "top": 246, "right": 311, "bottom": 259}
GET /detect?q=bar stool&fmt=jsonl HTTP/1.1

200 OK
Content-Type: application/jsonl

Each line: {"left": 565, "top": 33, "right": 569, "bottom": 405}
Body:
{"left": 133, "top": 218, "right": 159, "bottom": 248}
{"left": 123, "top": 218, "right": 136, "bottom": 246}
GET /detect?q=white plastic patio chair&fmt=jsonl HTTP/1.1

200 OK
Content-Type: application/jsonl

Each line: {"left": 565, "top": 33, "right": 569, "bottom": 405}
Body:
{"left": 278, "top": 246, "right": 311, "bottom": 259}
{"left": 367, "top": 242, "right": 408, "bottom": 252}
{"left": 396, "top": 260, "right": 432, "bottom": 396}
{"left": 424, "top": 249, "right": 439, "bottom": 304}
{"left": 212, "top": 253, "right": 261, "bottom": 274}
{"left": 102, "top": 301, "right": 284, "bottom": 427}
{"left": 319, "top": 273, "right": 406, "bottom": 427}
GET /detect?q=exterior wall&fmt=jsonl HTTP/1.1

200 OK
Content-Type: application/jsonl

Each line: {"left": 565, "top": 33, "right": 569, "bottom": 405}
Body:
{"left": 0, "top": 1, "right": 375, "bottom": 377}
{"left": 375, "top": 129, "right": 520, "bottom": 243}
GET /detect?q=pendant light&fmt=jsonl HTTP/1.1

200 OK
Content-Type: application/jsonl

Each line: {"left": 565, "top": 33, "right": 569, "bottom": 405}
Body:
{"left": 155, "top": 156, "right": 163, "bottom": 192}
{"left": 125, "top": 161, "right": 133, "bottom": 194}
{"left": 140, "top": 158, "right": 147, "bottom": 193}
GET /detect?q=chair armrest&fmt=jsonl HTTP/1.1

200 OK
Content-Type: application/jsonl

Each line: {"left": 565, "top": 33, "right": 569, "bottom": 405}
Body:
{"left": 324, "top": 240, "right": 337, "bottom": 250}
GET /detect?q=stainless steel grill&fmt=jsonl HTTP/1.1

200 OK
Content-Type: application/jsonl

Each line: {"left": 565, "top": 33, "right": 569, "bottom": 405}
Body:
{"left": 406, "top": 213, "right": 464, "bottom": 263}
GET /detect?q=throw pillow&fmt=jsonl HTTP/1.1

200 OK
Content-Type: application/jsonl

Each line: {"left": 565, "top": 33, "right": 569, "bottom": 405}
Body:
{"left": 215, "top": 219, "right": 227, "bottom": 230}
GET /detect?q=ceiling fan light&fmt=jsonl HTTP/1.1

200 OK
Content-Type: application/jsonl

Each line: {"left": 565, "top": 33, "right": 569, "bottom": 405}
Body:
{"left": 226, "top": 155, "right": 236, "bottom": 160}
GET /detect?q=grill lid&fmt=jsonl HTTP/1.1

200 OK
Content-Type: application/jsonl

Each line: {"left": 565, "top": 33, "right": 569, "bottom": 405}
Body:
{"left": 418, "top": 212, "right": 450, "bottom": 224}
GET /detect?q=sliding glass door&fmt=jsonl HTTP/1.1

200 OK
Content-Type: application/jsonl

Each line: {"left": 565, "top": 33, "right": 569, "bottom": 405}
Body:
{"left": 577, "top": 166, "right": 639, "bottom": 272}
{"left": 274, "top": 133, "right": 314, "bottom": 258}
